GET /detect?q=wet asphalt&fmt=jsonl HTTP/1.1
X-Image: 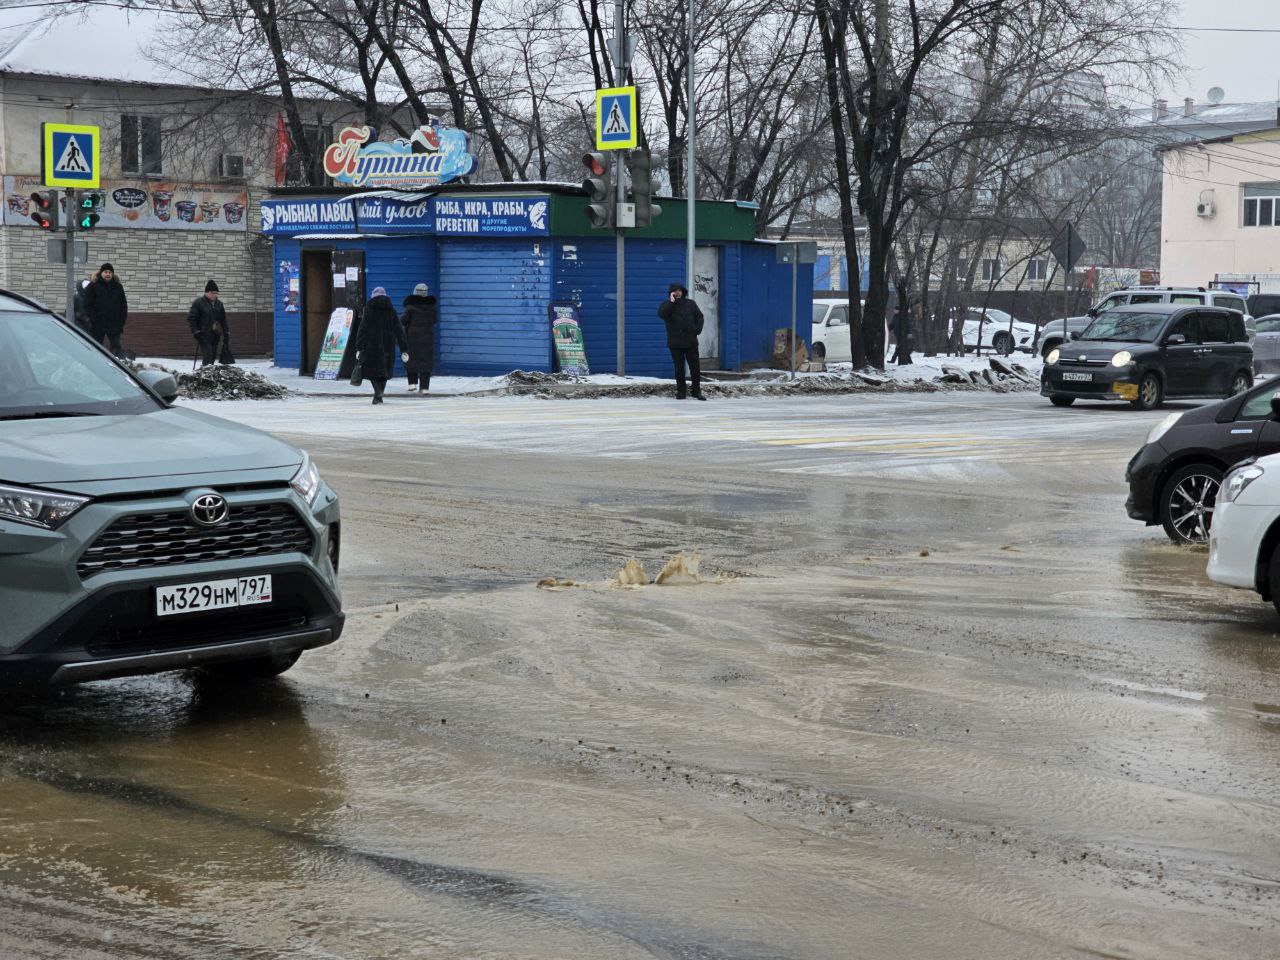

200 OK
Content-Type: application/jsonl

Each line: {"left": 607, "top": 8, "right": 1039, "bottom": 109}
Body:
{"left": 3, "top": 390, "right": 1279, "bottom": 959}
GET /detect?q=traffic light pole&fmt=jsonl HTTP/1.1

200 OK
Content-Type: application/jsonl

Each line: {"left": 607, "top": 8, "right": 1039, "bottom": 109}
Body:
{"left": 63, "top": 188, "right": 77, "bottom": 319}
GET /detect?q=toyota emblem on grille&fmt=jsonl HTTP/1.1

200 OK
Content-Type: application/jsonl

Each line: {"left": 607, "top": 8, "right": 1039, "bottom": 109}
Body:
{"left": 190, "top": 494, "right": 229, "bottom": 527}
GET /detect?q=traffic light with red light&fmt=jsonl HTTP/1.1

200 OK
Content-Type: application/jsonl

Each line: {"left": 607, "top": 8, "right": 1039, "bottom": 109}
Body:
{"left": 30, "top": 190, "right": 59, "bottom": 230}
{"left": 582, "top": 151, "right": 613, "bottom": 228}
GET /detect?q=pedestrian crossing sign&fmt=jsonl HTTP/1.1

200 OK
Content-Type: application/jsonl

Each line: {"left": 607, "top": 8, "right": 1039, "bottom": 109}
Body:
{"left": 42, "top": 122, "right": 100, "bottom": 188}
{"left": 596, "top": 86, "right": 637, "bottom": 150}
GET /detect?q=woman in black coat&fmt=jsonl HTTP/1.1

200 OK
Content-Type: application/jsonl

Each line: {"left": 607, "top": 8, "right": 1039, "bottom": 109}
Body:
{"left": 355, "top": 286, "right": 406, "bottom": 405}
{"left": 401, "top": 282, "right": 438, "bottom": 393}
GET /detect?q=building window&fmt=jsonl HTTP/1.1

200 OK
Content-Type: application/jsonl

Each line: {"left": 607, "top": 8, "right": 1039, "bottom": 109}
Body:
{"left": 1025, "top": 258, "right": 1050, "bottom": 282}
{"left": 981, "top": 258, "right": 1002, "bottom": 282}
{"left": 1244, "top": 196, "right": 1280, "bottom": 227}
{"left": 286, "top": 123, "right": 332, "bottom": 186}
{"left": 954, "top": 260, "right": 971, "bottom": 280}
{"left": 121, "top": 115, "right": 163, "bottom": 175}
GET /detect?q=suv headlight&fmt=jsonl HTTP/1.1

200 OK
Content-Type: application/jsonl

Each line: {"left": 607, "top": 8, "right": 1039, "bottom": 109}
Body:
{"left": 290, "top": 454, "right": 322, "bottom": 506}
{"left": 1111, "top": 350, "right": 1133, "bottom": 367}
{"left": 0, "top": 481, "right": 89, "bottom": 529}
{"left": 1221, "top": 464, "right": 1264, "bottom": 504}
{"left": 1046, "top": 348, "right": 1060, "bottom": 365}
{"left": 1146, "top": 412, "right": 1182, "bottom": 445}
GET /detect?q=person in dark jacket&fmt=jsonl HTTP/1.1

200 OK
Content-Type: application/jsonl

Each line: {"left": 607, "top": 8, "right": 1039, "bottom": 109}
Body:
{"left": 186, "top": 280, "right": 231, "bottom": 367}
{"left": 82, "top": 263, "right": 128, "bottom": 357}
{"left": 355, "top": 286, "right": 406, "bottom": 404}
{"left": 401, "top": 282, "right": 438, "bottom": 393}
{"left": 657, "top": 281, "right": 706, "bottom": 400}
{"left": 71, "top": 278, "right": 92, "bottom": 333}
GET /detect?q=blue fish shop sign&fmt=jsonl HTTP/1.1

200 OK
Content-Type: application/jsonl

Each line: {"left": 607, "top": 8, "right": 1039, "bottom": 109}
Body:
{"left": 323, "top": 121, "right": 477, "bottom": 188}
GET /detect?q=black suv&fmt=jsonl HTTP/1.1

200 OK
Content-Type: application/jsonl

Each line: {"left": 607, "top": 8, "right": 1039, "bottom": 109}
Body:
{"left": 1041, "top": 304, "right": 1252, "bottom": 411}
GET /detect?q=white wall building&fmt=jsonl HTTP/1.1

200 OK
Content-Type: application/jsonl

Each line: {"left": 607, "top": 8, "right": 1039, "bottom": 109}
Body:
{"left": 1160, "top": 128, "right": 1280, "bottom": 288}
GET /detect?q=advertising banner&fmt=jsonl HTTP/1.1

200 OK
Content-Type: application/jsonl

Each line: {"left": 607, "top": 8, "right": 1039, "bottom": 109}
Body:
{"left": 3, "top": 175, "right": 248, "bottom": 231}
{"left": 549, "top": 302, "right": 589, "bottom": 375}
{"left": 315, "top": 308, "right": 354, "bottom": 380}
{"left": 323, "top": 121, "right": 478, "bottom": 189}
{"left": 260, "top": 197, "right": 356, "bottom": 235}
{"left": 434, "top": 196, "right": 549, "bottom": 236}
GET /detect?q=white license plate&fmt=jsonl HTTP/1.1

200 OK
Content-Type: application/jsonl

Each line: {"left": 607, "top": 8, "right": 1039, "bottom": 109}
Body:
{"left": 1062, "top": 372, "right": 1093, "bottom": 382}
{"left": 156, "top": 575, "right": 273, "bottom": 617}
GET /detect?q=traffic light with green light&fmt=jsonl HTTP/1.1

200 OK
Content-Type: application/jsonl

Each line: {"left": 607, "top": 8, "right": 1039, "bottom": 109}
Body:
{"left": 77, "top": 190, "right": 104, "bottom": 230}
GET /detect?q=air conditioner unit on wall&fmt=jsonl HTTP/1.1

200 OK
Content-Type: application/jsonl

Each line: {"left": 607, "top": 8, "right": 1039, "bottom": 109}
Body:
{"left": 1196, "top": 201, "right": 1215, "bottom": 218}
{"left": 219, "top": 154, "right": 246, "bottom": 180}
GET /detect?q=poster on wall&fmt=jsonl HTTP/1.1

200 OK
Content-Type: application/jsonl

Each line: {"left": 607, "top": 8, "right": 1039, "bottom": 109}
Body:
{"left": 549, "top": 302, "right": 589, "bottom": 376}
{"left": 3, "top": 175, "right": 248, "bottom": 231}
{"left": 278, "top": 259, "right": 300, "bottom": 313}
{"left": 315, "top": 308, "right": 354, "bottom": 381}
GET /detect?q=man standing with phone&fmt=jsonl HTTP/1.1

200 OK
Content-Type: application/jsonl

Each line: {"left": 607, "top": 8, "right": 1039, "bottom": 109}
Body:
{"left": 658, "top": 281, "right": 706, "bottom": 400}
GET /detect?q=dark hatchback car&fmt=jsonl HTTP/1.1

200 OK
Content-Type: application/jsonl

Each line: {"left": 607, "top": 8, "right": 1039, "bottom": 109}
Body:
{"left": 1041, "top": 304, "right": 1253, "bottom": 411}
{"left": 1127, "top": 378, "right": 1280, "bottom": 543}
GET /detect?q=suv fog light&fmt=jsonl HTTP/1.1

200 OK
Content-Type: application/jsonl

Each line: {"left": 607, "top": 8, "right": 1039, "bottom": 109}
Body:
{"left": 1115, "top": 383, "right": 1139, "bottom": 400}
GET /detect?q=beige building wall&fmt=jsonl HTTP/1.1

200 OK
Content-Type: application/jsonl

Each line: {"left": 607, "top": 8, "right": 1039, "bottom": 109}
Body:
{"left": 1161, "top": 129, "right": 1280, "bottom": 284}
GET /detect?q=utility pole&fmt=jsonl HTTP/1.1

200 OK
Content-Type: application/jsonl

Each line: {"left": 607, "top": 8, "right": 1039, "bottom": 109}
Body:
{"left": 686, "top": 0, "right": 696, "bottom": 291}
{"left": 64, "top": 188, "right": 77, "bottom": 318}
{"left": 614, "top": 0, "right": 629, "bottom": 376}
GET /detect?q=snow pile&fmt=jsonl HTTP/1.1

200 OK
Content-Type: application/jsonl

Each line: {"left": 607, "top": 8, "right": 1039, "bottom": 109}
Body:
{"left": 129, "top": 361, "right": 292, "bottom": 401}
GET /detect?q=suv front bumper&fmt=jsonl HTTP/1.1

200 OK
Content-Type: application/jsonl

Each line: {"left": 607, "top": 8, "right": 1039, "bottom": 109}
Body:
{"left": 0, "top": 482, "right": 344, "bottom": 686}
{"left": 1041, "top": 366, "right": 1139, "bottom": 402}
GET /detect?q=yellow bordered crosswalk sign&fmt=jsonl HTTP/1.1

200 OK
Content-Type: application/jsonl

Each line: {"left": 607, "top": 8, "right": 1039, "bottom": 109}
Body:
{"left": 43, "top": 122, "right": 100, "bottom": 188}
{"left": 596, "top": 87, "right": 637, "bottom": 150}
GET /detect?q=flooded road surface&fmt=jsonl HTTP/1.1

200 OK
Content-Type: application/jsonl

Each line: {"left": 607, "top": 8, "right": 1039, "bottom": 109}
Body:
{"left": 4, "top": 392, "right": 1279, "bottom": 958}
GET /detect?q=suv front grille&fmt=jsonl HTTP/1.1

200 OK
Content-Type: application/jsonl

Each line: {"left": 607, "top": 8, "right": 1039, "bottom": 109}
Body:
{"left": 86, "top": 607, "right": 309, "bottom": 658}
{"left": 78, "top": 502, "right": 314, "bottom": 579}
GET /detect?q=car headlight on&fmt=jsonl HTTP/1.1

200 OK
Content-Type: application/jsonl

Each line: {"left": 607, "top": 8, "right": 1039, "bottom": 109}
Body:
{"left": 1111, "top": 350, "right": 1133, "bottom": 367}
{"left": 1146, "top": 412, "right": 1182, "bottom": 445}
{"left": 1221, "top": 464, "right": 1265, "bottom": 504}
{"left": 290, "top": 454, "right": 322, "bottom": 506}
{"left": 0, "top": 481, "right": 89, "bottom": 529}
{"left": 1046, "top": 348, "right": 1060, "bottom": 365}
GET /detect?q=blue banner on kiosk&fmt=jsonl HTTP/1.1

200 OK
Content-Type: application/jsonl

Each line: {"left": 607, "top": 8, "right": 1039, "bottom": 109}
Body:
{"left": 261, "top": 194, "right": 550, "bottom": 236}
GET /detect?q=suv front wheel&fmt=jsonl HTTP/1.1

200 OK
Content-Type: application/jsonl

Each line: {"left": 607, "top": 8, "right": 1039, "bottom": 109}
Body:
{"left": 1227, "top": 370, "right": 1252, "bottom": 397}
{"left": 1132, "top": 372, "right": 1162, "bottom": 411}
{"left": 1160, "top": 463, "right": 1222, "bottom": 544}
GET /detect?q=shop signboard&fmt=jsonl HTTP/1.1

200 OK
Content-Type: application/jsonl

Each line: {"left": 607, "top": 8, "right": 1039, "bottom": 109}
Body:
{"left": 315, "top": 307, "right": 355, "bottom": 380}
{"left": 323, "top": 121, "right": 478, "bottom": 189}
{"left": 549, "top": 302, "right": 589, "bottom": 375}
{"left": 434, "top": 196, "right": 549, "bottom": 236}
{"left": 261, "top": 197, "right": 356, "bottom": 235}
{"left": 4, "top": 175, "right": 248, "bottom": 231}
{"left": 353, "top": 196, "right": 434, "bottom": 233}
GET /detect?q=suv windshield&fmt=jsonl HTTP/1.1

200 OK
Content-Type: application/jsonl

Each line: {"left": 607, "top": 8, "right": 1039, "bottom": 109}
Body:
{"left": 0, "top": 311, "right": 159, "bottom": 419}
{"left": 1079, "top": 310, "right": 1169, "bottom": 343}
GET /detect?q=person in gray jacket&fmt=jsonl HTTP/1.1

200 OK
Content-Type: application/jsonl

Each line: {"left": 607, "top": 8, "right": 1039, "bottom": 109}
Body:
{"left": 657, "top": 281, "right": 705, "bottom": 400}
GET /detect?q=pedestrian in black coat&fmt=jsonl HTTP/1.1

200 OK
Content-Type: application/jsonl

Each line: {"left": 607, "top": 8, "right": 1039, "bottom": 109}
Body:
{"left": 355, "top": 286, "right": 407, "bottom": 404}
{"left": 187, "top": 280, "right": 232, "bottom": 367}
{"left": 401, "top": 282, "right": 438, "bottom": 393}
{"left": 82, "top": 262, "right": 128, "bottom": 357}
{"left": 71, "top": 278, "right": 92, "bottom": 334}
{"left": 657, "top": 281, "right": 706, "bottom": 400}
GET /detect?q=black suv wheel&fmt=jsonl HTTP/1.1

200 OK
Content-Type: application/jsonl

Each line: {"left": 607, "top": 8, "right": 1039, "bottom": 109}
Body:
{"left": 1132, "top": 373, "right": 1162, "bottom": 411}
{"left": 1160, "top": 463, "right": 1222, "bottom": 544}
{"left": 992, "top": 331, "right": 1014, "bottom": 356}
{"left": 1227, "top": 370, "right": 1252, "bottom": 397}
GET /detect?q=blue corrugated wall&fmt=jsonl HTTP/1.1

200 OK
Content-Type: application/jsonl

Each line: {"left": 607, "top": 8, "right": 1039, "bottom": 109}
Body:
{"left": 273, "top": 237, "right": 302, "bottom": 368}
{"left": 739, "top": 243, "right": 815, "bottom": 367}
{"left": 437, "top": 239, "right": 552, "bottom": 375}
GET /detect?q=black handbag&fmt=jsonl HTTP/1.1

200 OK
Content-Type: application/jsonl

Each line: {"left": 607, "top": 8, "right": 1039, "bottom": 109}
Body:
{"left": 350, "top": 359, "right": 364, "bottom": 387}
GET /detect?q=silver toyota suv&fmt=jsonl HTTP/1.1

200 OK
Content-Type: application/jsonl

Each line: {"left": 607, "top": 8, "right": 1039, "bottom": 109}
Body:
{"left": 0, "top": 291, "right": 343, "bottom": 686}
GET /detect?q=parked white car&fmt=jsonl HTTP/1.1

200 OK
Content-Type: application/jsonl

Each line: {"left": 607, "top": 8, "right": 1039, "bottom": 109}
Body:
{"left": 1207, "top": 442, "right": 1280, "bottom": 615}
{"left": 810, "top": 297, "right": 861, "bottom": 362}
{"left": 959, "top": 308, "right": 1037, "bottom": 356}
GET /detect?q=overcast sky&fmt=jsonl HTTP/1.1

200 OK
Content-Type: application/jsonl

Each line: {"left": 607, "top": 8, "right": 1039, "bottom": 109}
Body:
{"left": 1167, "top": 0, "right": 1280, "bottom": 104}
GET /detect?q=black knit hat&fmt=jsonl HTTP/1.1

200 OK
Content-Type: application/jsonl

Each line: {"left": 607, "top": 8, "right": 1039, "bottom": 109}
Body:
{"left": 205, "top": 280, "right": 219, "bottom": 293}
{"left": 100, "top": 262, "right": 114, "bottom": 273}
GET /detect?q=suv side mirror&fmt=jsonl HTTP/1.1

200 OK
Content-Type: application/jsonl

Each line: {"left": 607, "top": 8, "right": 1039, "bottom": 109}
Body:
{"left": 1087, "top": 308, "right": 1098, "bottom": 318}
{"left": 1272, "top": 394, "right": 1280, "bottom": 421}
{"left": 136, "top": 369, "right": 179, "bottom": 404}
{"left": 1068, "top": 331, "right": 1080, "bottom": 340}
{"left": 1165, "top": 333, "right": 1187, "bottom": 346}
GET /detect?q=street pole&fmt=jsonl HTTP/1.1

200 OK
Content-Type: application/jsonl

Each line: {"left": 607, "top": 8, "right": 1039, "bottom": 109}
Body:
{"left": 615, "top": 0, "right": 628, "bottom": 376}
{"left": 686, "top": 0, "right": 695, "bottom": 289}
{"left": 64, "top": 188, "right": 77, "bottom": 318}
{"left": 790, "top": 252, "right": 798, "bottom": 380}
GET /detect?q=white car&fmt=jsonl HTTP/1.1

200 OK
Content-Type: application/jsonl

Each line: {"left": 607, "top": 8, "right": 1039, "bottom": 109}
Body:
{"left": 1207, "top": 445, "right": 1280, "bottom": 615}
{"left": 959, "top": 308, "right": 1037, "bottom": 356}
{"left": 810, "top": 297, "right": 862, "bottom": 362}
